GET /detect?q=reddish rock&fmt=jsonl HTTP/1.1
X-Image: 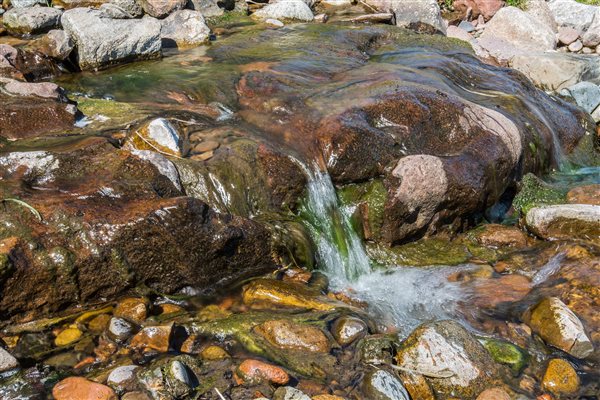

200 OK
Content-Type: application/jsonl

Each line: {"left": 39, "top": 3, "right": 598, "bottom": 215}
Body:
{"left": 114, "top": 298, "right": 149, "bottom": 323}
{"left": 237, "top": 359, "right": 290, "bottom": 385}
{"left": 477, "top": 387, "right": 511, "bottom": 400}
{"left": 567, "top": 184, "right": 600, "bottom": 205}
{"left": 129, "top": 325, "right": 173, "bottom": 353}
{"left": 454, "top": 0, "right": 504, "bottom": 20}
{"left": 0, "top": 139, "right": 274, "bottom": 321}
{"left": 53, "top": 377, "right": 117, "bottom": 400}
{"left": 471, "top": 224, "right": 528, "bottom": 248}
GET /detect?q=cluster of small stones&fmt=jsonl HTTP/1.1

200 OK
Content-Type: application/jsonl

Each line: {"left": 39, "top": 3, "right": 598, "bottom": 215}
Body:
{"left": 557, "top": 26, "right": 600, "bottom": 55}
{"left": 0, "top": 213, "right": 598, "bottom": 400}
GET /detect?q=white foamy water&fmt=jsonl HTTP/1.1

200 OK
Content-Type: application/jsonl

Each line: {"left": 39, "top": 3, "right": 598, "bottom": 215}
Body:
{"left": 344, "top": 265, "right": 471, "bottom": 336}
{"left": 297, "top": 162, "right": 371, "bottom": 282}
{"left": 532, "top": 252, "right": 566, "bottom": 286}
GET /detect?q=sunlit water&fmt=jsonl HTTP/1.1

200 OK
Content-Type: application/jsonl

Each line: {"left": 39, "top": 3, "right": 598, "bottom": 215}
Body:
{"left": 297, "top": 161, "right": 469, "bottom": 335}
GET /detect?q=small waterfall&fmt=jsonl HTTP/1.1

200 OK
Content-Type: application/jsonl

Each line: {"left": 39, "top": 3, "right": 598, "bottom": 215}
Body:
{"left": 298, "top": 165, "right": 371, "bottom": 284}
{"left": 296, "top": 161, "right": 468, "bottom": 336}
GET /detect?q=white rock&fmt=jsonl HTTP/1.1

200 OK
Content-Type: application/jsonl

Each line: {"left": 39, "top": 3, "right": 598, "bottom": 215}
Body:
{"left": 392, "top": 0, "right": 445, "bottom": 33}
{"left": 161, "top": 10, "right": 210, "bottom": 48}
{"left": 144, "top": 118, "right": 182, "bottom": 156}
{"left": 273, "top": 386, "right": 311, "bottom": 400}
{"left": 9, "top": 0, "right": 46, "bottom": 8}
{"left": 525, "top": 204, "right": 600, "bottom": 241}
{"left": 363, "top": 370, "right": 410, "bottom": 400}
{"left": 107, "top": 365, "right": 139, "bottom": 387}
{"left": 509, "top": 53, "right": 600, "bottom": 91}
{"left": 568, "top": 39, "right": 583, "bottom": 52}
{"left": 525, "top": 0, "right": 558, "bottom": 33}
{"left": 480, "top": 6, "right": 556, "bottom": 54}
{"left": 0, "top": 348, "right": 19, "bottom": 373}
{"left": 265, "top": 18, "right": 284, "bottom": 27}
{"left": 253, "top": 0, "right": 314, "bottom": 22}
{"left": 548, "top": 0, "right": 598, "bottom": 32}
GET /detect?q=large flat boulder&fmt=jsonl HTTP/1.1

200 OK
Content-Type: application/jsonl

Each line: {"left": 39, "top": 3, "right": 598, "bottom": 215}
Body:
{"left": 61, "top": 8, "right": 161, "bottom": 70}
{"left": 0, "top": 139, "right": 275, "bottom": 321}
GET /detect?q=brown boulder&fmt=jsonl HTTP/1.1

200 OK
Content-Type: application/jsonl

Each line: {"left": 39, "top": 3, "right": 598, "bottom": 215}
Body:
{"left": 0, "top": 139, "right": 275, "bottom": 321}
{"left": 236, "top": 359, "right": 290, "bottom": 385}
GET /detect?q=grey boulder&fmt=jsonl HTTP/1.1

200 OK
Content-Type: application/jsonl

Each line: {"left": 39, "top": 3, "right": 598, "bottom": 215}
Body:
{"left": 363, "top": 0, "right": 445, "bottom": 33}
{"left": 253, "top": 0, "right": 314, "bottom": 22}
{"left": 480, "top": 6, "right": 556, "bottom": 54}
{"left": 9, "top": 0, "right": 46, "bottom": 8}
{"left": 161, "top": 10, "right": 210, "bottom": 48}
{"left": 61, "top": 8, "right": 161, "bottom": 70}
{"left": 3, "top": 6, "right": 62, "bottom": 35}
{"left": 509, "top": 53, "right": 600, "bottom": 91}
{"left": 562, "top": 81, "right": 600, "bottom": 113}
{"left": 548, "top": 0, "right": 598, "bottom": 32}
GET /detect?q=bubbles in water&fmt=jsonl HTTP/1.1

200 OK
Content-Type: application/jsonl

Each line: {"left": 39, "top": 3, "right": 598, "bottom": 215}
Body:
{"left": 343, "top": 265, "right": 472, "bottom": 337}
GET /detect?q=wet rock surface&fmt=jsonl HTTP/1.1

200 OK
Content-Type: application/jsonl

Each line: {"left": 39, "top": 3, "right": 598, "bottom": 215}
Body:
{"left": 0, "top": 8, "right": 599, "bottom": 400}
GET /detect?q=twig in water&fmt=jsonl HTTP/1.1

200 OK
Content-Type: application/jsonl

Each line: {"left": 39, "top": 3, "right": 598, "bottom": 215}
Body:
{"left": 134, "top": 130, "right": 184, "bottom": 159}
{"left": 1, "top": 198, "right": 42, "bottom": 221}
{"left": 214, "top": 388, "right": 227, "bottom": 400}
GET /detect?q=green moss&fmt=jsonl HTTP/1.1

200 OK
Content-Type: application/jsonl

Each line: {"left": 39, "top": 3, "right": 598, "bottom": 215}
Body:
{"left": 366, "top": 238, "right": 470, "bottom": 267}
{"left": 512, "top": 173, "right": 566, "bottom": 215}
{"left": 481, "top": 338, "right": 528, "bottom": 376}
{"left": 75, "top": 97, "right": 146, "bottom": 129}
{"left": 338, "top": 180, "right": 387, "bottom": 240}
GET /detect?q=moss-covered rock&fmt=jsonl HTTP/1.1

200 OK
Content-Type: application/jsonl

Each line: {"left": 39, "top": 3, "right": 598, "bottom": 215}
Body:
{"left": 480, "top": 338, "right": 528, "bottom": 376}
{"left": 512, "top": 173, "right": 566, "bottom": 215}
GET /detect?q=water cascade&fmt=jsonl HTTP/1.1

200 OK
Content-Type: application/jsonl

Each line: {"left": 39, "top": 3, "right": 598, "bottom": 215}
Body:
{"left": 298, "top": 162, "right": 469, "bottom": 335}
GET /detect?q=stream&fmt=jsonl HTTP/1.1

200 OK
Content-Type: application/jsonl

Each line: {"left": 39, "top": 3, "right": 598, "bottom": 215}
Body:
{"left": 1, "top": 17, "right": 599, "bottom": 400}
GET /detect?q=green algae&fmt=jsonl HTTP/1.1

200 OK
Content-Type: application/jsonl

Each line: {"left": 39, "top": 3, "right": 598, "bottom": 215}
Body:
{"left": 512, "top": 173, "right": 566, "bottom": 215}
{"left": 481, "top": 338, "right": 529, "bottom": 376}
{"left": 338, "top": 179, "right": 387, "bottom": 241}
{"left": 366, "top": 238, "right": 471, "bottom": 267}
{"left": 191, "top": 310, "right": 338, "bottom": 379}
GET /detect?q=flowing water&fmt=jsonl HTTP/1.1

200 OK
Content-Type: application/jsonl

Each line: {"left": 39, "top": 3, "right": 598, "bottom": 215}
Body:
{"left": 297, "top": 161, "right": 469, "bottom": 335}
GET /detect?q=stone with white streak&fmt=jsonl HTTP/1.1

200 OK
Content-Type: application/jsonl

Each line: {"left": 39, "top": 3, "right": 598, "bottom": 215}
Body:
{"left": 524, "top": 297, "right": 594, "bottom": 359}
{"left": 395, "top": 320, "right": 499, "bottom": 398}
